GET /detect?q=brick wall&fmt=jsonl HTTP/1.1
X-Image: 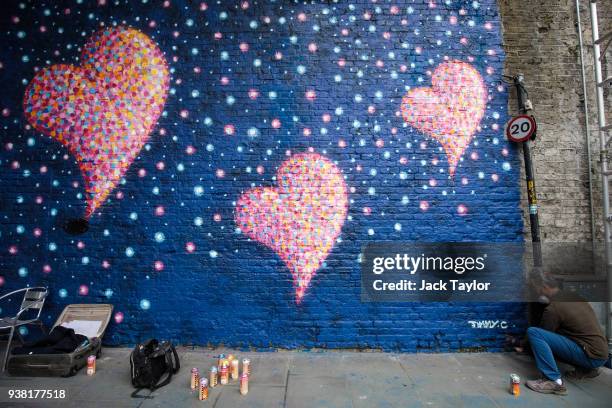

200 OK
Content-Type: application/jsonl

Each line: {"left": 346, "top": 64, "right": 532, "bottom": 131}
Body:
{"left": 1, "top": 0, "right": 529, "bottom": 350}
{"left": 499, "top": 0, "right": 612, "bottom": 242}
{"left": 499, "top": 0, "right": 612, "bottom": 329}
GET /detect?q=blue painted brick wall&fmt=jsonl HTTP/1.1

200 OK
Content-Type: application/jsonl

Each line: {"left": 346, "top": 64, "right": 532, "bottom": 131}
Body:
{"left": 0, "top": 0, "right": 525, "bottom": 351}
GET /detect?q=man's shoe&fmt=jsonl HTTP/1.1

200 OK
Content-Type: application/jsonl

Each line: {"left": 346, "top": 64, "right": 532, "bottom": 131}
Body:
{"left": 565, "top": 367, "right": 600, "bottom": 380}
{"left": 525, "top": 378, "right": 568, "bottom": 395}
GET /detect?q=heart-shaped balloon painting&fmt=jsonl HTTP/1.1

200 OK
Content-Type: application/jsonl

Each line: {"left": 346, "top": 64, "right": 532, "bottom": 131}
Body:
{"left": 400, "top": 60, "right": 487, "bottom": 176}
{"left": 235, "top": 153, "right": 349, "bottom": 303}
{"left": 23, "top": 26, "right": 169, "bottom": 218}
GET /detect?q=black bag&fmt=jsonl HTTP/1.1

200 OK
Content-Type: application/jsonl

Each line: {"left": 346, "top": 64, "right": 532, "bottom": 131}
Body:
{"left": 12, "top": 326, "right": 88, "bottom": 355}
{"left": 130, "top": 339, "right": 180, "bottom": 398}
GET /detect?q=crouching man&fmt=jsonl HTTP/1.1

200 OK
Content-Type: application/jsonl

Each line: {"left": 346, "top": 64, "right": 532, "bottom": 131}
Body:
{"left": 525, "top": 275, "right": 609, "bottom": 395}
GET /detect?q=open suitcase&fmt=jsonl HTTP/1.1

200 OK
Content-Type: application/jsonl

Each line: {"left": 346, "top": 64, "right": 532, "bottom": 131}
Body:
{"left": 7, "top": 304, "right": 113, "bottom": 377}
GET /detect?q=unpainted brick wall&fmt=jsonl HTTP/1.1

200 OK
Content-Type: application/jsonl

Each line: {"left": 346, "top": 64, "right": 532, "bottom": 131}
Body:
{"left": 499, "top": 0, "right": 612, "bottom": 242}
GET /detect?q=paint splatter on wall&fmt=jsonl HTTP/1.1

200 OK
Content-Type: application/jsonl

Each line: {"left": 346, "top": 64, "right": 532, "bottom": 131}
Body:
{"left": 0, "top": 1, "right": 525, "bottom": 350}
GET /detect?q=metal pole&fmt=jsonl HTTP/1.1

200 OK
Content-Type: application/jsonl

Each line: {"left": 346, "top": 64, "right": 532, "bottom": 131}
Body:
{"left": 589, "top": 0, "right": 612, "bottom": 346}
{"left": 514, "top": 75, "right": 543, "bottom": 268}
{"left": 575, "top": 0, "right": 596, "bottom": 244}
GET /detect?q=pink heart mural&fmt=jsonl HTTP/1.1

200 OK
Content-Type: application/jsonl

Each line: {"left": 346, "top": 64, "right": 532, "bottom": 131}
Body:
{"left": 23, "top": 26, "right": 169, "bottom": 218}
{"left": 235, "top": 153, "right": 349, "bottom": 303}
{"left": 400, "top": 60, "right": 487, "bottom": 176}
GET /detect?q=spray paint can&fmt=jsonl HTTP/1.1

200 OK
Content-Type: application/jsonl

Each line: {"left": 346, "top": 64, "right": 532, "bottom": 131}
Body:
{"left": 190, "top": 368, "right": 200, "bottom": 390}
{"left": 209, "top": 366, "right": 218, "bottom": 388}
{"left": 220, "top": 363, "right": 229, "bottom": 385}
{"left": 198, "top": 378, "right": 209, "bottom": 401}
{"left": 240, "top": 373, "right": 249, "bottom": 395}
{"left": 217, "top": 353, "right": 226, "bottom": 371}
{"left": 510, "top": 373, "right": 520, "bottom": 396}
{"left": 86, "top": 355, "right": 96, "bottom": 376}
{"left": 242, "top": 358, "right": 251, "bottom": 376}
{"left": 227, "top": 355, "right": 235, "bottom": 377}
{"left": 231, "top": 358, "right": 240, "bottom": 380}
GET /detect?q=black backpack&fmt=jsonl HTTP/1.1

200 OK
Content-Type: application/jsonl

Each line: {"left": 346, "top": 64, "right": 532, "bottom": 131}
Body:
{"left": 130, "top": 339, "right": 180, "bottom": 398}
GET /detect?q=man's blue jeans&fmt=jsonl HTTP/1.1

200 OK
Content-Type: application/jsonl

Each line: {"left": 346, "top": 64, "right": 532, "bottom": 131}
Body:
{"left": 527, "top": 327, "right": 607, "bottom": 381}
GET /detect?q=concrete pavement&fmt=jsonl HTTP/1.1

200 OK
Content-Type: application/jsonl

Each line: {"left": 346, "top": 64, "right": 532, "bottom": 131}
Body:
{"left": 0, "top": 346, "right": 611, "bottom": 407}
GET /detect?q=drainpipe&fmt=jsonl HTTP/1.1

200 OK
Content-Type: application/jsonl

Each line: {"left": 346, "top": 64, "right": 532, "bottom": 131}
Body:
{"left": 575, "top": 0, "right": 596, "bottom": 244}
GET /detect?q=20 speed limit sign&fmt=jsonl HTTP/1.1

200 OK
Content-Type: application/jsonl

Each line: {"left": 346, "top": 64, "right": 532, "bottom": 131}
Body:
{"left": 505, "top": 114, "right": 537, "bottom": 143}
